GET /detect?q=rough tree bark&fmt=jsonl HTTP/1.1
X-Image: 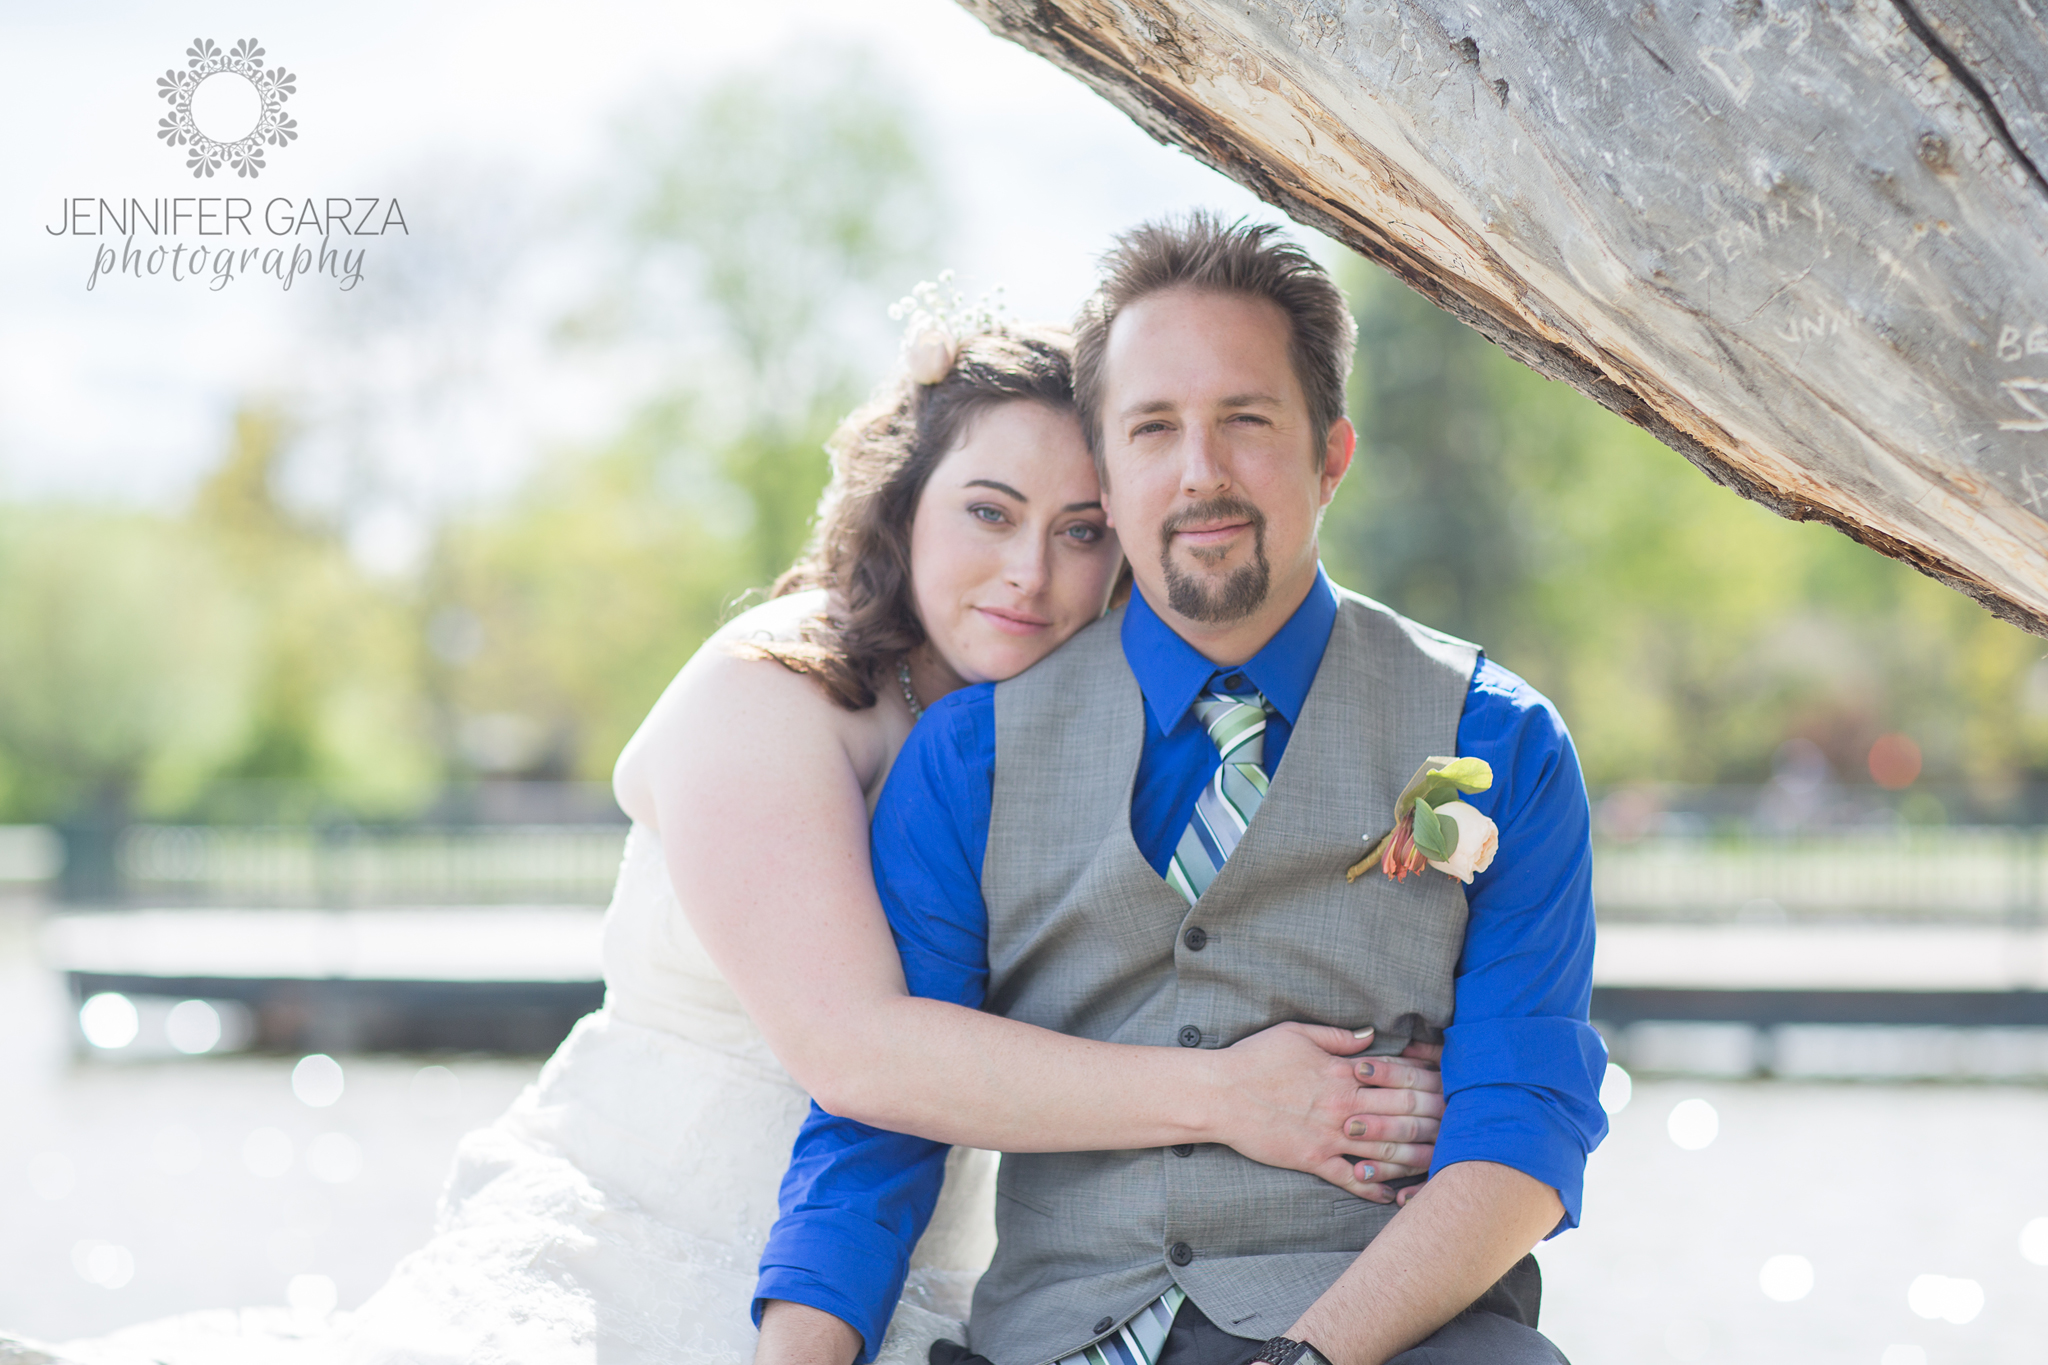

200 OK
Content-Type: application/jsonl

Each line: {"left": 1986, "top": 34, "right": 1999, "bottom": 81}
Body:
{"left": 956, "top": 0, "right": 2048, "bottom": 633}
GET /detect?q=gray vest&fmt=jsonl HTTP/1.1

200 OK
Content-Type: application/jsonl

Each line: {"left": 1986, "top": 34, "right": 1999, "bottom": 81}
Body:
{"left": 971, "top": 589, "right": 1478, "bottom": 1365}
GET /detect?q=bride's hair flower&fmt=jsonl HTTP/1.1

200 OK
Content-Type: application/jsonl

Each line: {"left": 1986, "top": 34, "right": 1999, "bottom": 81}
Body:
{"left": 903, "top": 324, "right": 958, "bottom": 385}
{"left": 889, "top": 270, "right": 1008, "bottom": 386}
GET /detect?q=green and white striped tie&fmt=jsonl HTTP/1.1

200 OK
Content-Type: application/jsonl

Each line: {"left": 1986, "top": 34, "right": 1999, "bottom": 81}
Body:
{"left": 1054, "top": 1285, "right": 1186, "bottom": 1365}
{"left": 1164, "top": 687, "right": 1272, "bottom": 906}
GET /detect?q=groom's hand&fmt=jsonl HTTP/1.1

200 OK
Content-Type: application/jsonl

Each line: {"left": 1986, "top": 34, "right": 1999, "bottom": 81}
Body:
{"left": 1210, "top": 1023, "right": 1443, "bottom": 1204}
{"left": 1353, "top": 1041, "right": 1445, "bottom": 1207}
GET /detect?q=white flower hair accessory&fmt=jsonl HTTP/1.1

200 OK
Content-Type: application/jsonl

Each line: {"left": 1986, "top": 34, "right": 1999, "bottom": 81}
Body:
{"left": 889, "top": 271, "right": 1008, "bottom": 386}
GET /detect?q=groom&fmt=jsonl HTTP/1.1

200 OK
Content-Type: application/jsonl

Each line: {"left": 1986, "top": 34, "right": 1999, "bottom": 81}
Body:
{"left": 755, "top": 214, "right": 1607, "bottom": 1365}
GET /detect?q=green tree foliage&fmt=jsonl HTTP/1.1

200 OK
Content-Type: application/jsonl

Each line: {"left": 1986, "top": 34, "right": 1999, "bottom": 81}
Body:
{"left": 425, "top": 48, "right": 946, "bottom": 782}
{"left": 1322, "top": 261, "right": 2048, "bottom": 793}
{"left": 11, "top": 46, "right": 2040, "bottom": 824}
{"left": 0, "top": 48, "right": 944, "bottom": 819}
{"left": 0, "top": 409, "right": 434, "bottom": 822}
{"left": 425, "top": 403, "right": 750, "bottom": 785}
{"left": 0, "top": 504, "right": 255, "bottom": 820}
{"left": 190, "top": 409, "right": 438, "bottom": 818}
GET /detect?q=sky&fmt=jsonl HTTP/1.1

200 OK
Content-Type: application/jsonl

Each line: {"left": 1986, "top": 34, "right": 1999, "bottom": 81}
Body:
{"left": 0, "top": 0, "right": 1286, "bottom": 513}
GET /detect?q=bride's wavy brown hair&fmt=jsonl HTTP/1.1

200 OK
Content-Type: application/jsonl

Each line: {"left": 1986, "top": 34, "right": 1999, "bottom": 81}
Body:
{"left": 743, "top": 324, "right": 1083, "bottom": 710}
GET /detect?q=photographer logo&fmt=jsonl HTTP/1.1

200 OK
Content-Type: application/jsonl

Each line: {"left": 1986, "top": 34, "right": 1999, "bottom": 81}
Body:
{"left": 156, "top": 37, "right": 298, "bottom": 179}
{"left": 41, "top": 36, "right": 405, "bottom": 292}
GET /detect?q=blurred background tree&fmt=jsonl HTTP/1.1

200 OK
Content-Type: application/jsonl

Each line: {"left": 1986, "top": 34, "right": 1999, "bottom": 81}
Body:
{"left": 0, "top": 46, "right": 940, "bottom": 823}
{"left": 424, "top": 45, "right": 944, "bottom": 786}
{"left": 3, "top": 43, "right": 2044, "bottom": 828}
{"left": 1322, "top": 263, "right": 2048, "bottom": 804}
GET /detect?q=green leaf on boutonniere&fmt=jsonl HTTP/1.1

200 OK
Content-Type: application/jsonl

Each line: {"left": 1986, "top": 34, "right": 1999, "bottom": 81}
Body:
{"left": 1410, "top": 798, "right": 1455, "bottom": 862}
{"left": 1422, "top": 756, "right": 1492, "bottom": 801}
{"left": 1392, "top": 755, "right": 1495, "bottom": 823}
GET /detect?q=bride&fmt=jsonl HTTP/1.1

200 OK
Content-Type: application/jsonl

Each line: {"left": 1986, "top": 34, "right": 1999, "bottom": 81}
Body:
{"left": 16, "top": 322, "right": 1442, "bottom": 1365}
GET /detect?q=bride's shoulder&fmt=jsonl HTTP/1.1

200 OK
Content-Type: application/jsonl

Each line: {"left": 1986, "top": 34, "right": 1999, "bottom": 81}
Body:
{"left": 613, "top": 589, "right": 881, "bottom": 825}
{"left": 707, "top": 588, "right": 832, "bottom": 649}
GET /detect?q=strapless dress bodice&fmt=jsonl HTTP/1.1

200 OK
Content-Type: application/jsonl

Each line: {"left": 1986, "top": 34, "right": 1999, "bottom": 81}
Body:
{"left": 599, "top": 823, "right": 793, "bottom": 1079}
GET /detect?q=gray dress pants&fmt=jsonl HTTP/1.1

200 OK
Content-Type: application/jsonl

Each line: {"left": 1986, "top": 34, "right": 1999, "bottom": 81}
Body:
{"left": 929, "top": 1257, "right": 1565, "bottom": 1365}
{"left": 1151, "top": 1257, "right": 1566, "bottom": 1365}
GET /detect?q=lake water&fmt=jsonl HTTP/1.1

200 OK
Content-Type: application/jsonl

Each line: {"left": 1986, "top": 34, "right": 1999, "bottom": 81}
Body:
{"left": 4, "top": 901, "right": 2045, "bottom": 1363}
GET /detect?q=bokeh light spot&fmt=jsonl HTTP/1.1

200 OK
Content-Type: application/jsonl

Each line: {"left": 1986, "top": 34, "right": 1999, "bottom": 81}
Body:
{"left": 2020, "top": 1215, "right": 2048, "bottom": 1266}
{"left": 1907, "top": 1273, "right": 1984, "bottom": 1324}
{"left": 1598, "top": 1063, "right": 1632, "bottom": 1114}
{"left": 1667, "top": 1098, "right": 1719, "bottom": 1150}
{"left": 243, "top": 1126, "right": 294, "bottom": 1178}
{"left": 1868, "top": 732, "right": 1922, "bottom": 789}
{"left": 29, "top": 1152, "right": 75, "bottom": 1201}
{"left": 410, "top": 1063, "right": 462, "bottom": 1114}
{"left": 1759, "top": 1253, "right": 1814, "bottom": 1302}
{"left": 1661, "top": 1319, "right": 1708, "bottom": 1361}
{"left": 287, "top": 1272, "right": 339, "bottom": 1322}
{"left": 165, "top": 999, "right": 222, "bottom": 1054}
{"left": 71, "top": 1241, "right": 135, "bottom": 1289}
{"left": 292, "top": 1053, "right": 345, "bottom": 1108}
{"left": 306, "top": 1132, "right": 363, "bottom": 1185}
{"left": 79, "top": 992, "right": 138, "bottom": 1049}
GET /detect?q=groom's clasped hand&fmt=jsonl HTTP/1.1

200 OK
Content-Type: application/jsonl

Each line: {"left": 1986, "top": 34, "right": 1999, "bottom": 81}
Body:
{"left": 1220, "top": 1022, "right": 1442, "bottom": 1203}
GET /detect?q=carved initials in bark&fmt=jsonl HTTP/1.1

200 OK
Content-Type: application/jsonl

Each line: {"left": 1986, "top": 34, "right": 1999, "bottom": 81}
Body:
{"left": 957, "top": 0, "right": 2048, "bottom": 633}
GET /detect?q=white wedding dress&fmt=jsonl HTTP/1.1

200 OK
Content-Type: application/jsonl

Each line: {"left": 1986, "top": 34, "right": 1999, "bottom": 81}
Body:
{"left": 16, "top": 825, "right": 995, "bottom": 1365}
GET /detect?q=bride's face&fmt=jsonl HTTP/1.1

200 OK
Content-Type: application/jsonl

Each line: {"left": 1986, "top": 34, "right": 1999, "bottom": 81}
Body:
{"left": 909, "top": 400, "right": 1123, "bottom": 689}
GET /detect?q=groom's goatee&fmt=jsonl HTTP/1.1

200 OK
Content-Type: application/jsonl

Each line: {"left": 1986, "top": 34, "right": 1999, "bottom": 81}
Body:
{"left": 1159, "top": 496, "right": 1271, "bottom": 623}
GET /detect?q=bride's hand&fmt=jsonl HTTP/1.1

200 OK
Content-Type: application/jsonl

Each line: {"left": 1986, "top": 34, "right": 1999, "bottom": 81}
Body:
{"left": 1207, "top": 1023, "right": 1443, "bottom": 1204}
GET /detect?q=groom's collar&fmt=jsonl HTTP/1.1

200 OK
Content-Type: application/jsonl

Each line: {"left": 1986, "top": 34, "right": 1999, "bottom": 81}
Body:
{"left": 1121, "top": 566, "right": 1339, "bottom": 738}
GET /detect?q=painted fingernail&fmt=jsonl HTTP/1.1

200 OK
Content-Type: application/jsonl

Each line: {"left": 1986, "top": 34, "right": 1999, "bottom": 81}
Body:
{"left": 1346, "top": 1120, "right": 1365, "bottom": 1137}
{"left": 1352, "top": 1026, "right": 1375, "bottom": 1040}
{"left": 1356, "top": 1164, "right": 1376, "bottom": 1180}
{"left": 1357, "top": 1062, "right": 1375, "bottom": 1077}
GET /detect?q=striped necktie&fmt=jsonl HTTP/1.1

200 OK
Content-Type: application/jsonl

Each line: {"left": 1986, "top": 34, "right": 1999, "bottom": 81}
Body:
{"left": 1164, "top": 686, "right": 1273, "bottom": 905}
{"left": 1054, "top": 1285, "right": 1186, "bottom": 1365}
{"left": 1048, "top": 687, "right": 1269, "bottom": 1358}
{"left": 1048, "top": 692, "right": 1265, "bottom": 1362}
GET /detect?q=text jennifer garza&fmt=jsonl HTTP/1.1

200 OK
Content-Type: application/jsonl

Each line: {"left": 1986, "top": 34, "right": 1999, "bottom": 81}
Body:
{"left": 45, "top": 196, "right": 410, "bottom": 292}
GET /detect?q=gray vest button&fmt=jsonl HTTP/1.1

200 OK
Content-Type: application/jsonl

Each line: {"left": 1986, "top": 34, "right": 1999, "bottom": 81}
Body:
{"left": 1177, "top": 1025, "right": 1202, "bottom": 1047}
{"left": 1183, "top": 926, "right": 1208, "bottom": 951}
{"left": 1172, "top": 1143, "right": 1195, "bottom": 1158}
{"left": 1169, "top": 1241, "right": 1194, "bottom": 1266}
{"left": 1093, "top": 1317, "right": 1115, "bottom": 1335}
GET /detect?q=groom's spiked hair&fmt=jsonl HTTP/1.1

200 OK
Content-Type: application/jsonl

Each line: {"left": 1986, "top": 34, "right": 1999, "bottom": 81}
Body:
{"left": 1072, "top": 211, "right": 1357, "bottom": 477}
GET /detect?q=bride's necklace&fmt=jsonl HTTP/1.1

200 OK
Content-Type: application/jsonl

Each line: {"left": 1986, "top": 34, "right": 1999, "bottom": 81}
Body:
{"left": 896, "top": 659, "right": 924, "bottom": 721}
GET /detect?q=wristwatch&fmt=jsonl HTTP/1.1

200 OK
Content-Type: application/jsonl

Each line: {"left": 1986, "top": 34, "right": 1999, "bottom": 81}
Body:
{"left": 1250, "top": 1337, "right": 1335, "bottom": 1365}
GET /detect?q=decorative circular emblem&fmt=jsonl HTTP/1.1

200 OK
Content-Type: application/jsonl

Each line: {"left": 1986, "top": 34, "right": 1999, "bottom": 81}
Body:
{"left": 156, "top": 37, "right": 298, "bottom": 180}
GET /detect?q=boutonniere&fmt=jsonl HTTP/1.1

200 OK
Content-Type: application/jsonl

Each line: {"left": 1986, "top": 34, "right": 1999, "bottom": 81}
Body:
{"left": 1346, "top": 756, "right": 1499, "bottom": 886}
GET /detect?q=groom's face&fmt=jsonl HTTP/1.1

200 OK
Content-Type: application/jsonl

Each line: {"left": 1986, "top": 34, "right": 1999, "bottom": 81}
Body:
{"left": 1097, "top": 287, "right": 1352, "bottom": 645}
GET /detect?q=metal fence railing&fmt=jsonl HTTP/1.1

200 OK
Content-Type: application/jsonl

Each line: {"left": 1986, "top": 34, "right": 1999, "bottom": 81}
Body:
{"left": 8, "top": 820, "right": 2048, "bottom": 920}
{"left": 1592, "top": 829, "right": 2048, "bottom": 922}
{"left": 111, "top": 825, "right": 630, "bottom": 906}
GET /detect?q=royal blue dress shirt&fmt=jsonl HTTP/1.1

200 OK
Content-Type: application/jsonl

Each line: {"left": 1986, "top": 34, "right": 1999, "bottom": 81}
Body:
{"left": 755, "top": 569, "right": 1609, "bottom": 1361}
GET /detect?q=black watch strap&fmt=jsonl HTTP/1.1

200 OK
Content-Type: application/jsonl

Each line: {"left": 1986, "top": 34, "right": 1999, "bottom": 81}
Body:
{"left": 1251, "top": 1338, "right": 1334, "bottom": 1365}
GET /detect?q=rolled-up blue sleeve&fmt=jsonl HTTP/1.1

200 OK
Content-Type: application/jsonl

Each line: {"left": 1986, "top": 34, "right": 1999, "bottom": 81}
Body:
{"left": 753, "top": 685, "right": 998, "bottom": 1361}
{"left": 1428, "top": 658, "right": 1609, "bottom": 1230}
